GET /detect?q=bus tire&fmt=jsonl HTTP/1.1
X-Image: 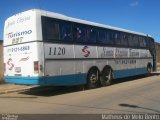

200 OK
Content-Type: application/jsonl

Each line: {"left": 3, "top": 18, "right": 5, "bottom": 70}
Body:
{"left": 100, "top": 66, "right": 113, "bottom": 86}
{"left": 86, "top": 67, "right": 100, "bottom": 89}
{"left": 147, "top": 63, "right": 152, "bottom": 76}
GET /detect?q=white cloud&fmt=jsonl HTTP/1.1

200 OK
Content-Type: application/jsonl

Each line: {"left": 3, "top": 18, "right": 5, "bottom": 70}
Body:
{"left": 130, "top": 1, "right": 139, "bottom": 7}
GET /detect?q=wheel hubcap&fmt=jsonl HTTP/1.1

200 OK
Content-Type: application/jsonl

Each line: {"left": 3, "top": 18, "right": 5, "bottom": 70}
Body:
{"left": 105, "top": 70, "right": 111, "bottom": 81}
{"left": 90, "top": 74, "right": 97, "bottom": 83}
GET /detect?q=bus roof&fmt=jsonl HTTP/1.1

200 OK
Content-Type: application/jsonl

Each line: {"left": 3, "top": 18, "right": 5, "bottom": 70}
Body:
{"left": 8, "top": 9, "right": 152, "bottom": 38}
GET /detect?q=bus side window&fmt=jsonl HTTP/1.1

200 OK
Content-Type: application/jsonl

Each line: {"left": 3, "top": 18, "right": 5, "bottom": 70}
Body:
{"left": 133, "top": 35, "right": 139, "bottom": 47}
{"left": 139, "top": 37, "right": 146, "bottom": 47}
{"left": 74, "top": 24, "right": 86, "bottom": 42}
{"left": 114, "top": 32, "right": 121, "bottom": 45}
{"left": 146, "top": 37, "right": 150, "bottom": 48}
{"left": 121, "top": 33, "right": 128, "bottom": 46}
{"left": 107, "top": 30, "right": 115, "bottom": 45}
{"left": 97, "top": 29, "right": 106, "bottom": 44}
{"left": 60, "top": 22, "right": 73, "bottom": 41}
{"left": 46, "top": 21, "right": 60, "bottom": 40}
{"left": 128, "top": 34, "right": 133, "bottom": 47}
{"left": 86, "top": 27, "right": 97, "bottom": 43}
{"left": 143, "top": 37, "right": 147, "bottom": 47}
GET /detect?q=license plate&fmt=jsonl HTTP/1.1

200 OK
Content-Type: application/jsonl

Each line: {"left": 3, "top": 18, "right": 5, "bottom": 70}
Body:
{"left": 15, "top": 67, "right": 21, "bottom": 73}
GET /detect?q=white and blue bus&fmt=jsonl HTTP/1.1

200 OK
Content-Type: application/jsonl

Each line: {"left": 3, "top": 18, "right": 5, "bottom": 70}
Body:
{"left": 3, "top": 9, "right": 156, "bottom": 88}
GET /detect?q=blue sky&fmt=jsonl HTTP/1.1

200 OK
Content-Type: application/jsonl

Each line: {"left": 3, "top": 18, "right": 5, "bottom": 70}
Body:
{"left": 0, "top": 0, "right": 159, "bottom": 42}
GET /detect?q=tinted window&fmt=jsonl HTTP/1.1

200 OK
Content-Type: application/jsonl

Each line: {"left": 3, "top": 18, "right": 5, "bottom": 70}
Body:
{"left": 128, "top": 35, "right": 140, "bottom": 47}
{"left": 139, "top": 37, "right": 143, "bottom": 47}
{"left": 132, "top": 35, "right": 139, "bottom": 47}
{"left": 146, "top": 37, "right": 154, "bottom": 49}
{"left": 86, "top": 27, "right": 97, "bottom": 43}
{"left": 97, "top": 29, "right": 106, "bottom": 43}
{"left": 139, "top": 36, "right": 146, "bottom": 47}
{"left": 120, "top": 33, "right": 128, "bottom": 46}
{"left": 46, "top": 21, "right": 59, "bottom": 40}
{"left": 143, "top": 38, "right": 147, "bottom": 47}
{"left": 42, "top": 17, "right": 60, "bottom": 41}
{"left": 128, "top": 34, "right": 133, "bottom": 47}
{"left": 114, "top": 32, "right": 121, "bottom": 45}
{"left": 60, "top": 22, "right": 73, "bottom": 41}
{"left": 146, "top": 37, "right": 150, "bottom": 48}
{"left": 73, "top": 24, "right": 86, "bottom": 42}
{"left": 107, "top": 30, "right": 115, "bottom": 45}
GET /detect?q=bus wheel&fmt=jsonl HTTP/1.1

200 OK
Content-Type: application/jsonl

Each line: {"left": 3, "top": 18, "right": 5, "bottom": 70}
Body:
{"left": 100, "top": 67, "right": 113, "bottom": 86}
{"left": 147, "top": 64, "right": 152, "bottom": 76}
{"left": 86, "top": 67, "right": 100, "bottom": 89}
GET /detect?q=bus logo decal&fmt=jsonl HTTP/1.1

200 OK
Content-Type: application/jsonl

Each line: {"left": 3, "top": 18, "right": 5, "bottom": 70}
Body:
{"left": 82, "top": 46, "right": 90, "bottom": 57}
{"left": 7, "top": 58, "right": 14, "bottom": 70}
{"left": 19, "top": 56, "right": 29, "bottom": 62}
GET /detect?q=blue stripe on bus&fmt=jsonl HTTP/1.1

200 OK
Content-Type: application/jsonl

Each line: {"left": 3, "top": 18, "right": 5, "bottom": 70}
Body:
{"left": 4, "top": 73, "right": 87, "bottom": 86}
{"left": 114, "top": 67, "right": 147, "bottom": 78}
{"left": 4, "top": 67, "right": 147, "bottom": 86}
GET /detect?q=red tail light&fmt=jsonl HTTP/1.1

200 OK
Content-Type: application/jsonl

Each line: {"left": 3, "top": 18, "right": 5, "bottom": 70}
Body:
{"left": 34, "top": 61, "right": 39, "bottom": 73}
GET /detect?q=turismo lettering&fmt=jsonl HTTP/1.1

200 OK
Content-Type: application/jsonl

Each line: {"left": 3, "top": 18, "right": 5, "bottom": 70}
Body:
{"left": 7, "top": 30, "right": 32, "bottom": 39}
